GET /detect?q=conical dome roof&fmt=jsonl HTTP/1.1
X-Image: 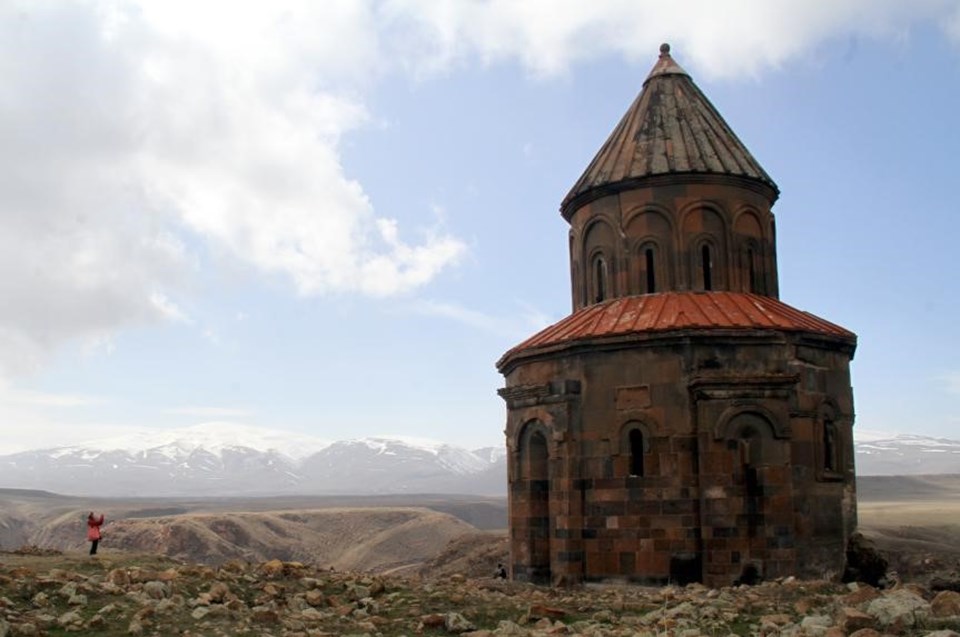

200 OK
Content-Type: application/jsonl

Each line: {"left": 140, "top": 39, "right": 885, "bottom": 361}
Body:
{"left": 561, "top": 44, "right": 778, "bottom": 219}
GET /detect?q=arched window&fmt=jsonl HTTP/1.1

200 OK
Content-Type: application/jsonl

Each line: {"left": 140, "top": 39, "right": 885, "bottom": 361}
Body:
{"left": 823, "top": 420, "right": 839, "bottom": 472}
{"left": 747, "top": 248, "right": 757, "bottom": 293}
{"left": 526, "top": 430, "right": 548, "bottom": 479}
{"left": 645, "top": 248, "right": 656, "bottom": 294}
{"left": 593, "top": 255, "right": 608, "bottom": 303}
{"left": 701, "top": 244, "right": 713, "bottom": 291}
{"left": 518, "top": 423, "right": 551, "bottom": 584}
{"left": 736, "top": 424, "right": 766, "bottom": 538}
{"left": 629, "top": 429, "right": 645, "bottom": 476}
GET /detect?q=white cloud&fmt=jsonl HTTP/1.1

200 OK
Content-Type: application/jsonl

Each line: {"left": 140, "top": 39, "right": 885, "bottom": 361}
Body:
{"left": 126, "top": 2, "right": 467, "bottom": 298}
{"left": 0, "top": 1, "right": 464, "bottom": 375}
{"left": 0, "top": 384, "right": 104, "bottom": 408}
{"left": 381, "top": 0, "right": 960, "bottom": 79}
{"left": 149, "top": 292, "right": 190, "bottom": 324}
{"left": 1, "top": 0, "right": 958, "bottom": 377}
{"left": 0, "top": 382, "right": 112, "bottom": 453}
{"left": 409, "top": 299, "right": 557, "bottom": 340}
{"left": 412, "top": 300, "right": 507, "bottom": 334}
{"left": 946, "top": 4, "right": 960, "bottom": 42}
{"left": 516, "top": 301, "right": 556, "bottom": 333}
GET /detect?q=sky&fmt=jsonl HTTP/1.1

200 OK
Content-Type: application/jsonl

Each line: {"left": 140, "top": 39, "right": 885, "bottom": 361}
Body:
{"left": 0, "top": 0, "right": 958, "bottom": 454}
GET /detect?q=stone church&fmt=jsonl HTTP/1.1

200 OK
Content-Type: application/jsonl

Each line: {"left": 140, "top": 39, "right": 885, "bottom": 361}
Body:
{"left": 496, "top": 45, "right": 858, "bottom": 587}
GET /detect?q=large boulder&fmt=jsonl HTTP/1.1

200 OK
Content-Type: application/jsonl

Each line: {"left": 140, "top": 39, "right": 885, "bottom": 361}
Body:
{"left": 866, "top": 589, "right": 930, "bottom": 628}
{"left": 843, "top": 532, "right": 888, "bottom": 587}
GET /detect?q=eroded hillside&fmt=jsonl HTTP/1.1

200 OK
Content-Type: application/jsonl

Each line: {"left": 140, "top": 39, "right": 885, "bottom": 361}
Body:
{"left": 15, "top": 507, "right": 478, "bottom": 573}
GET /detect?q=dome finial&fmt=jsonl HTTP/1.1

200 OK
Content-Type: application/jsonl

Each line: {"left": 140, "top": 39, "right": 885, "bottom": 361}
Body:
{"left": 659, "top": 43, "right": 671, "bottom": 56}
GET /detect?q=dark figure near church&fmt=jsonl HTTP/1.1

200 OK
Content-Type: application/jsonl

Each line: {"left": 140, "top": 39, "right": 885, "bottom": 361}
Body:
{"left": 495, "top": 563, "right": 507, "bottom": 579}
{"left": 87, "top": 512, "right": 104, "bottom": 555}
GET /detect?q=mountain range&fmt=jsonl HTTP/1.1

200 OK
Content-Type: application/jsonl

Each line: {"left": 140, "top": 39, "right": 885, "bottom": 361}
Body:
{"left": 0, "top": 424, "right": 506, "bottom": 497}
{"left": 0, "top": 425, "right": 956, "bottom": 497}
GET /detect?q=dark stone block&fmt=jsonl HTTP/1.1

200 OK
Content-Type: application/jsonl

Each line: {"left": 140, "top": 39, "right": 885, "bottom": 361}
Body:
{"left": 558, "top": 551, "right": 584, "bottom": 563}
{"left": 663, "top": 499, "right": 695, "bottom": 514}
{"left": 587, "top": 502, "right": 625, "bottom": 516}
{"left": 530, "top": 479, "right": 550, "bottom": 494}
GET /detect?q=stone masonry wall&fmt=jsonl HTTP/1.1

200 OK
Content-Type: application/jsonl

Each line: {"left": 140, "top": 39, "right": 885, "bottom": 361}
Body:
{"left": 501, "top": 331, "right": 855, "bottom": 586}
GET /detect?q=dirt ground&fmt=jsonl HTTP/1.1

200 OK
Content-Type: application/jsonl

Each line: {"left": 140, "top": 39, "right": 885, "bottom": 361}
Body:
{"left": 859, "top": 500, "right": 960, "bottom": 584}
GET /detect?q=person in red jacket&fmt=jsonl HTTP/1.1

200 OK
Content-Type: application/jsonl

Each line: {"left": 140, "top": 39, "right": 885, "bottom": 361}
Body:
{"left": 87, "top": 512, "right": 104, "bottom": 555}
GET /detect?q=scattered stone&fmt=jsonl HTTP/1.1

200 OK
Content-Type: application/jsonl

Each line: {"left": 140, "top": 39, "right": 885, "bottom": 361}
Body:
{"left": 2, "top": 543, "right": 959, "bottom": 637}
{"left": 260, "top": 559, "right": 284, "bottom": 579}
{"left": 445, "top": 612, "right": 476, "bottom": 633}
{"left": 837, "top": 606, "right": 875, "bottom": 632}
{"left": 206, "top": 581, "right": 230, "bottom": 604}
{"left": 56, "top": 611, "right": 83, "bottom": 629}
{"left": 105, "top": 569, "right": 131, "bottom": 587}
{"left": 143, "top": 580, "right": 170, "bottom": 600}
{"left": 304, "top": 589, "right": 325, "bottom": 606}
{"left": 29, "top": 592, "right": 49, "bottom": 608}
{"left": 932, "top": 590, "right": 960, "bottom": 617}
{"left": 841, "top": 583, "right": 881, "bottom": 606}
{"left": 529, "top": 604, "right": 567, "bottom": 620}
{"left": 67, "top": 592, "right": 87, "bottom": 606}
{"left": 14, "top": 622, "right": 38, "bottom": 636}
{"left": 252, "top": 607, "right": 280, "bottom": 624}
{"left": 420, "top": 613, "right": 446, "bottom": 629}
{"left": 866, "top": 588, "right": 931, "bottom": 628}
{"left": 493, "top": 620, "right": 526, "bottom": 635}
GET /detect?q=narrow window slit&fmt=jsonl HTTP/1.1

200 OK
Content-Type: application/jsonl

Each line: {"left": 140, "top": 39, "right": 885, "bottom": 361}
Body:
{"left": 701, "top": 245, "right": 713, "bottom": 291}
{"left": 594, "top": 257, "right": 607, "bottom": 303}
{"left": 629, "top": 429, "right": 644, "bottom": 476}
{"left": 645, "top": 248, "right": 656, "bottom": 293}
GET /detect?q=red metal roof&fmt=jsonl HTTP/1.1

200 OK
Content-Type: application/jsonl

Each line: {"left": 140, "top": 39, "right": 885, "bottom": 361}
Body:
{"left": 561, "top": 44, "right": 778, "bottom": 218}
{"left": 498, "top": 292, "right": 855, "bottom": 370}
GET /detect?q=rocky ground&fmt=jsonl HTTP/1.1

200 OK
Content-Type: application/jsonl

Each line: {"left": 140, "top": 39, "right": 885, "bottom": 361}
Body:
{"left": 3, "top": 548, "right": 960, "bottom": 636}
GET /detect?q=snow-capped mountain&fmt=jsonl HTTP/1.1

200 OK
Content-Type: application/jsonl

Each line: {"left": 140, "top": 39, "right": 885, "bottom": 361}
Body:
{"left": 66, "top": 422, "right": 334, "bottom": 461}
{"left": 855, "top": 433, "right": 960, "bottom": 476}
{"left": 0, "top": 424, "right": 507, "bottom": 497}
{"left": 1, "top": 425, "right": 953, "bottom": 497}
